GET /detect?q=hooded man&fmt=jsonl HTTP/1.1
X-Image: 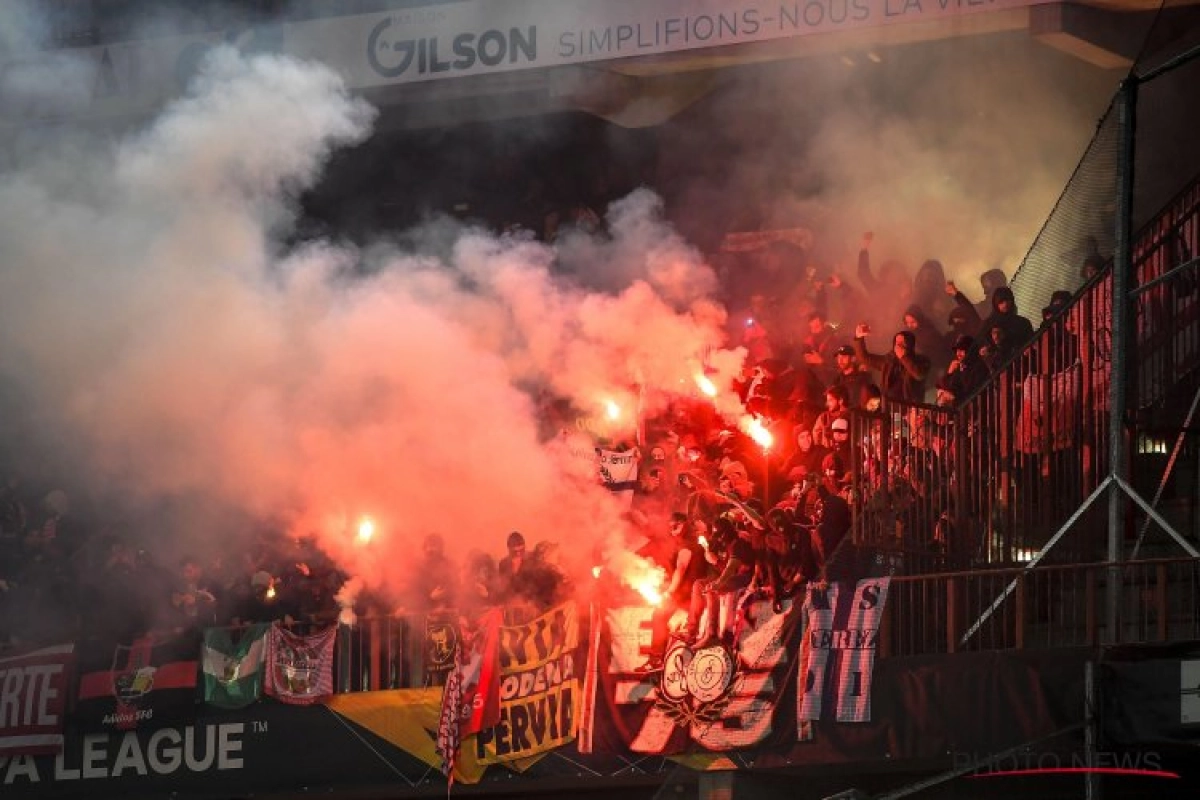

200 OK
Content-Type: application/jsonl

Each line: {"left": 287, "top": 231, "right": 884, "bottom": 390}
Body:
{"left": 943, "top": 334, "right": 989, "bottom": 400}
{"left": 852, "top": 324, "right": 931, "bottom": 404}
{"left": 976, "top": 268, "right": 1010, "bottom": 320}
{"left": 903, "top": 304, "right": 950, "bottom": 372}
{"left": 979, "top": 286, "right": 1034, "bottom": 350}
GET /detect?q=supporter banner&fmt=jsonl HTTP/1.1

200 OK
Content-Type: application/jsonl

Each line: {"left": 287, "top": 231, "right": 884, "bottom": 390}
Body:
{"left": 797, "top": 577, "right": 890, "bottom": 723}
{"left": 474, "top": 601, "right": 581, "bottom": 764}
{"left": 719, "top": 227, "right": 814, "bottom": 253}
{"left": 598, "top": 448, "right": 639, "bottom": 495}
{"left": 201, "top": 624, "right": 270, "bottom": 710}
{"left": 436, "top": 607, "right": 502, "bottom": 780}
{"left": 264, "top": 625, "right": 336, "bottom": 706}
{"left": 76, "top": 635, "right": 199, "bottom": 732}
{"left": 584, "top": 595, "right": 805, "bottom": 754}
{"left": 424, "top": 612, "right": 459, "bottom": 678}
{"left": 0, "top": 647, "right": 1100, "bottom": 798}
{"left": 0, "top": 643, "right": 74, "bottom": 756}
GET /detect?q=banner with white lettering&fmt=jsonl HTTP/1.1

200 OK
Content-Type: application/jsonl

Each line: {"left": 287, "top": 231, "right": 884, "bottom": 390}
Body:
{"left": 76, "top": 635, "right": 199, "bottom": 732}
{"left": 472, "top": 601, "right": 580, "bottom": 764}
{"left": 264, "top": 625, "right": 336, "bottom": 706}
{"left": 598, "top": 448, "right": 639, "bottom": 506}
{"left": 583, "top": 594, "right": 807, "bottom": 754}
{"left": 2, "top": 702, "right": 431, "bottom": 794}
{"left": 797, "top": 577, "right": 891, "bottom": 723}
{"left": 0, "top": 643, "right": 74, "bottom": 756}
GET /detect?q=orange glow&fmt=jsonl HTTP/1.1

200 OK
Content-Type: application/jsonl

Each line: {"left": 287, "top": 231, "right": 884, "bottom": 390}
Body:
{"left": 592, "top": 565, "right": 602, "bottom": 579}
{"left": 356, "top": 516, "right": 375, "bottom": 544}
{"left": 621, "top": 559, "right": 666, "bottom": 607}
{"left": 265, "top": 582, "right": 277, "bottom": 600}
{"left": 605, "top": 399, "right": 621, "bottom": 420}
{"left": 742, "top": 416, "right": 774, "bottom": 450}
{"left": 694, "top": 372, "right": 718, "bottom": 398}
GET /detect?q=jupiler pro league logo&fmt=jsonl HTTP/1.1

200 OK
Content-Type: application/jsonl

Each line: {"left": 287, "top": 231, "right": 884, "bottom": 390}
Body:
{"left": 655, "top": 640, "right": 736, "bottom": 727}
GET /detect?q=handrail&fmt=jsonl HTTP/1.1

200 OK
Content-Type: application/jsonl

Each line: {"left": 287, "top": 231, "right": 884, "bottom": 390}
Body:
{"left": 849, "top": 171, "right": 1200, "bottom": 570}
{"left": 879, "top": 556, "right": 1200, "bottom": 657}
{"left": 888, "top": 554, "right": 1200, "bottom": 584}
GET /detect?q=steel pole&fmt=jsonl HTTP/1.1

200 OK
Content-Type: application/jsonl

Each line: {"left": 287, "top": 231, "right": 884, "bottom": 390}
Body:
{"left": 1106, "top": 78, "right": 1138, "bottom": 644}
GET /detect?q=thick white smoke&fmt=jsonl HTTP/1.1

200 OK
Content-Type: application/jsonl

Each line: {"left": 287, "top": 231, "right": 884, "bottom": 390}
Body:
{"left": 0, "top": 43, "right": 740, "bottom": 602}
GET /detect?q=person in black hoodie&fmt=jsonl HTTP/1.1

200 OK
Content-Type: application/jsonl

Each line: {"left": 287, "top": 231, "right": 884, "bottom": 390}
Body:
{"left": 852, "top": 324, "right": 931, "bottom": 403}
{"left": 903, "top": 304, "right": 950, "bottom": 374}
{"left": 979, "top": 286, "right": 1035, "bottom": 350}
{"left": 943, "top": 334, "right": 989, "bottom": 400}
{"left": 911, "top": 259, "right": 956, "bottom": 326}
{"left": 976, "top": 268, "right": 1010, "bottom": 320}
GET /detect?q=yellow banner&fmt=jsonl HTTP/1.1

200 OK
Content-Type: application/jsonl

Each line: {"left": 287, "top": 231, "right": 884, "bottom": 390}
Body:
{"left": 478, "top": 601, "right": 580, "bottom": 764}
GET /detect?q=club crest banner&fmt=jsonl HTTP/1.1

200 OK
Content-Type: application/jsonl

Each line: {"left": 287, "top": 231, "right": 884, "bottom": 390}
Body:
{"left": 264, "top": 625, "right": 336, "bottom": 706}
{"left": 582, "top": 593, "right": 806, "bottom": 755}
{"left": 424, "top": 612, "right": 460, "bottom": 678}
{"left": 75, "top": 635, "right": 198, "bottom": 731}
{"left": 201, "top": 624, "right": 270, "bottom": 710}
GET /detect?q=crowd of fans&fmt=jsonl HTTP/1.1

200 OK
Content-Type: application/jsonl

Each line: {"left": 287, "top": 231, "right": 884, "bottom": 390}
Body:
{"left": 0, "top": 478, "right": 578, "bottom": 657}
{"left": 0, "top": 211, "right": 1100, "bottom": 666}
{"left": 596, "top": 230, "right": 1106, "bottom": 669}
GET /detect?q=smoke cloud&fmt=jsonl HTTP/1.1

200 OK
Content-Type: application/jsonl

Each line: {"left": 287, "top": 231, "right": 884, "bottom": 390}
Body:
{"left": 658, "top": 32, "right": 1121, "bottom": 309}
{"left": 0, "top": 37, "right": 738, "bottom": 604}
{"left": 0, "top": 8, "right": 1126, "bottom": 611}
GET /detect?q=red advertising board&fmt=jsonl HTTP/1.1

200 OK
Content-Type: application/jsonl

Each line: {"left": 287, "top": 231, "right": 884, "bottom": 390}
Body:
{"left": 0, "top": 643, "right": 75, "bottom": 756}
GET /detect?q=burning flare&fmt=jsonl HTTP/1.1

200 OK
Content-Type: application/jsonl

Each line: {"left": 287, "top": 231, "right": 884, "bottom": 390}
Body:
{"left": 356, "top": 516, "right": 375, "bottom": 544}
{"left": 693, "top": 372, "right": 718, "bottom": 398}
{"left": 742, "top": 416, "right": 774, "bottom": 450}
{"left": 622, "top": 559, "right": 666, "bottom": 607}
{"left": 604, "top": 399, "right": 621, "bottom": 420}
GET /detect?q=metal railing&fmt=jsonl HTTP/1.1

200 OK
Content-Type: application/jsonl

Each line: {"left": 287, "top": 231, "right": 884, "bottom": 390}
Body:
{"left": 850, "top": 173, "right": 1200, "bottom": 570}
{"left": 326, "top": 556, "right": 1200, "bottom": 689}
{"left": 1131, "top": 176, "right": 1200, "bottom": 413}
{"left": 879, "top": 556, "right": 1200, "bottom": 658}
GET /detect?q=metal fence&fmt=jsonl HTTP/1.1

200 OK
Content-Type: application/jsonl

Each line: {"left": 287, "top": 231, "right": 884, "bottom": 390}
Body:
{"left": 880, "top": 557, "right": 1200, "bottom": 658}
{"left": 849, "top": 172, "right": 1200, "bottom": 571}
{"left": 326, "top": 555, "right": 1200, "bottom": 689}
{"left": 1131, "top": 177, "right": 1200, "bottom": 414}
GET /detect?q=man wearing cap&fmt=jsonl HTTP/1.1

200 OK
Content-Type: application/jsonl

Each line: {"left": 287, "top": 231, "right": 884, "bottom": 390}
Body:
{"left": 827, "top": 417, "right": 856, "bottom": 481}
{"left": 943, "top": 334, "right": 988, "bottom": 400}
{"left": 830, "top": 344, "right": 870, "bottom": 410}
